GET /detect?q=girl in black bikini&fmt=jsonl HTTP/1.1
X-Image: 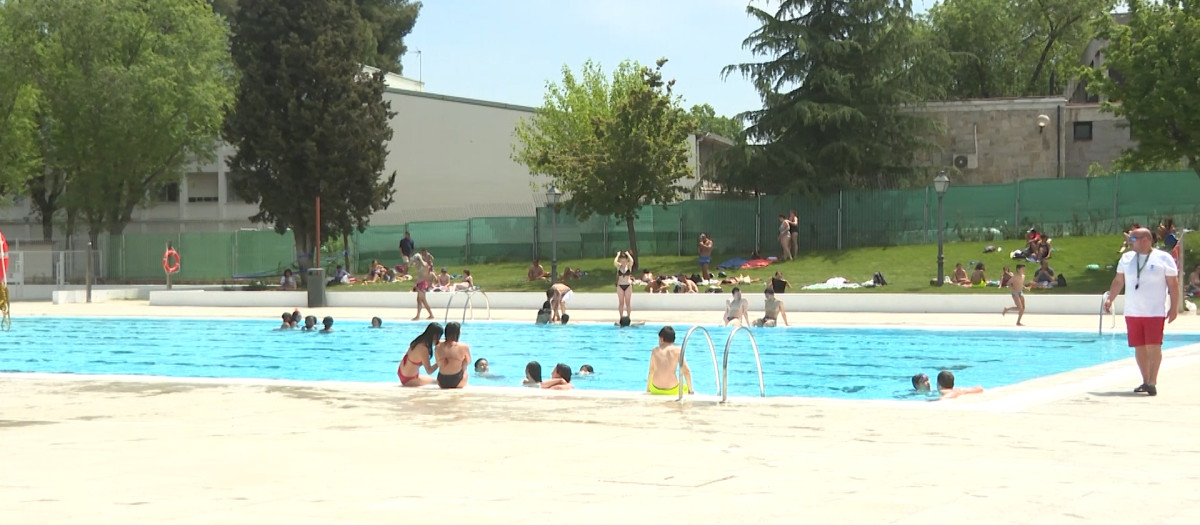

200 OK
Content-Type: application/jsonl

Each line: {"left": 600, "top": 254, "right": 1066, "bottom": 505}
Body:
{"left": 614, "top": 250, "right": 634, "bottom": 322}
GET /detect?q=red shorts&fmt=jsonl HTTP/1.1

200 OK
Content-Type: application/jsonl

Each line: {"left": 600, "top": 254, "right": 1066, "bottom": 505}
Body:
{"left": 1125, "top": 316, "right": 1166, "bottom": 347}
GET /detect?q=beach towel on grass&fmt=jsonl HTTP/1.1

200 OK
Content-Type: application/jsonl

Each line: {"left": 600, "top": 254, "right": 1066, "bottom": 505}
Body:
{"left": 740, "top": 258, "right": 773, "bottom": 269}
{"left": 717, "top": 257, "right": 748, "bottom": 269}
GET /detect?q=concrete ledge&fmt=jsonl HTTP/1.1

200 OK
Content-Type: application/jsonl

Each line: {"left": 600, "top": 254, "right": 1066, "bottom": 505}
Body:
{"left": 52, "top": 288, "right": 142, "bottom": 304}
{"left": 147, "top": 289, "right": 1130, "bottom": 315}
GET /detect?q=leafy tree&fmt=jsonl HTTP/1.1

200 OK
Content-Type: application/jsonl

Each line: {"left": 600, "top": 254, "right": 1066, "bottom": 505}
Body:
{"left": 723, "top": 0, "right": 939, "bottom": 195}
{"left": 689, "top": 104, "right": 743, "bottom": 141}
{"left": 926, "top": 0, "right": 1113, "bottom": 99}
{"left": 514, "top": 59, "right": 695, "bottom": 267}
{"left": 208, "top": 0, "right": 420, "bottom": 74}
{"left": 224, "top": 0, "right": 397, "bottom": 271}
{"left": 0, "top": 4, "right": 40, "bottom": 203}
{"left": 1084, "top": 0, "right": 1200, "bottom": 178}
{"left": 11, "top": 0, "right": 232, "bottom": 244}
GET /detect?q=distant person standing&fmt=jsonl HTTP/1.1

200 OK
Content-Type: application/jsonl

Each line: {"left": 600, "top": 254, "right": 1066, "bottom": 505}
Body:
{"left": 788, "top": 209, "right": 801, "bottom": 259}
{"left": 398, "top": 231, "right": 415, "bottom": 264}
{"left": 1002, "top": 264, "right": 1026, "bottom": 326}
{"left": 698, "top": 233, "right": 714, "bottom": 280}
{"left": 776, "top": 214, "right": 792, "bottom": 261}
{"left": 1104, "top": 227, "right": 1180, "bottom": 397}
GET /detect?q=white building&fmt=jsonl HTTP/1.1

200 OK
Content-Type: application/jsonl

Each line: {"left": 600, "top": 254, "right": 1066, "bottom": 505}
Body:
{"left": 0, "top": 74, "right": 731, "bottom": 242}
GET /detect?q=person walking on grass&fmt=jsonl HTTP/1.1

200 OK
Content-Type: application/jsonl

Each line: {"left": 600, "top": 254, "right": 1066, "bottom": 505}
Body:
{"left": 1104, "top": 227, "right": 1180, "bottom": 397}
{"left": 1003, "top": 264, "right": 1026, "bottom": 325}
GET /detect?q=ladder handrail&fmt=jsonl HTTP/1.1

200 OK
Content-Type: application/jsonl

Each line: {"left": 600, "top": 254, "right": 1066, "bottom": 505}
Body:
{"left": 676, "top": 326, "right": 721, "bottom": 402}
{"left": 1099, "top": 291, "right": 1108, "bottom": 335}
{"left": 721, "top": 326, "right": 766, "bottom": 403}
{"left": 443, "top": 288, "right": 492, "bottom": 324}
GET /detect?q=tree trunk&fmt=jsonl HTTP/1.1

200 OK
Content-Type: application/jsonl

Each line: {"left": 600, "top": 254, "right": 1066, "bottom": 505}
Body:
{"left": 40, "top": 213, "right": 54, "bottom": 243}
{"left": 624, "top": 214, "right": 639, "bottom": 270}
{"left": 343, "top": 231, "right": 351, "bottom": 272}
{"left": 293, "top": 229, "right": 315, "bottom": 276}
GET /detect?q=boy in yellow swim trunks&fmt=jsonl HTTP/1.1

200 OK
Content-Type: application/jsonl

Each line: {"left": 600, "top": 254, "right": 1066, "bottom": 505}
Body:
{"left": 646, "top": 326, "right": 694, "bottom": 395}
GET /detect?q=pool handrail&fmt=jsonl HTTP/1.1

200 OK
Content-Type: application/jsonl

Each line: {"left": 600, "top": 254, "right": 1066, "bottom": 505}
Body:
{"left": 676, "top": 326, "right": 721, "bottom": 402}
{"left": 721, "top": 326, "right": 766, "bottom": 403}
{"left": 443, "top": 288, "right": 492, "bottom": 324}
{"left": 1099, "top": 291, "right": 1116, "bottom": 335}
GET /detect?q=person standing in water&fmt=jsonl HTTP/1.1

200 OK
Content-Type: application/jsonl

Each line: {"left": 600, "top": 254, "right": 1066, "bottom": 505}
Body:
{"left": 434, "top": 322, "right": 471, "bottom": 389}
{"left": 646, "top": 326, "right": 693, "bottom": 396}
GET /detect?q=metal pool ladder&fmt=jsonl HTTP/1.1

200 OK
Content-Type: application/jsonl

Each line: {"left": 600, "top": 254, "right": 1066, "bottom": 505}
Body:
{"left": 676, "top": 325, "right": 766, "bottom": 403}
{"left": 676, "top": 326, "right": 722, "bottom": 401}
{"left": 443, "top": 288, "right": 492, "bottom": 324}
{"left": 1098, "top": 291, "right": 1116, "bottom": 335}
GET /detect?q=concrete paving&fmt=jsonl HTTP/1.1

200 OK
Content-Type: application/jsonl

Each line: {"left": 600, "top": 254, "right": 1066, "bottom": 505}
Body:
{"left": 3, "top": 300, "right": 1200, "bottom": 523}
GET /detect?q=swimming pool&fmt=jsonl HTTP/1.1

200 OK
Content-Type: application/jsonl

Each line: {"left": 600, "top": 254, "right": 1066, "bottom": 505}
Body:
{"left": 3, "top": 317, "right": 1199, "bottom": 400}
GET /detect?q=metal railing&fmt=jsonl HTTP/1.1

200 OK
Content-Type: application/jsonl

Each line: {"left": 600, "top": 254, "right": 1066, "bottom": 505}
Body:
{"left": 721, "top": 326, "right": 766, "bottom": 403}
{"left": 676, "top": 326, "right": 722, "bottom": 402}
{"left": 443, "top": 288, "right": 492, "bottom": 324}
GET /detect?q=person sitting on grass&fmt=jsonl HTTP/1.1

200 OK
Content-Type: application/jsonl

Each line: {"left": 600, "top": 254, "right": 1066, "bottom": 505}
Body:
{"left": 1187, "top": 263, "right": 1200, "bottom": 297}
{"left": 969, "top": 262, "right": 987, "bottom": 286}
{"left": 279, "top": 269, "right": 297, "bottom": 290}
{"left": 527, "top": 259, "right": 548, "bottom": 281}
{"left": 952, "top": 263, "right": 971, "bottom": 285}
{"left": 453, "top": 269, "right": 475, "bottom": 291}
{"left": 562, "top": 266, "right": 584, "bottom": 280}
{"left": 647, "top": 276, "right": 669, "bottom": 294}
{"left": 1000, "top": 266, "right": 1014, "bottom": 288}
{"left": 1032, "top": 260, "right": 1055, "bottom": 287}
{"left": 674, "top": 273, "right": 698, "bottom": 294}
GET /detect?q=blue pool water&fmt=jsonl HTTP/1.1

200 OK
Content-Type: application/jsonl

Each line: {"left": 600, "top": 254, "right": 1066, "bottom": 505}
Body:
{"left": 3, "top": 317, "right": 1199, "bottom": 400}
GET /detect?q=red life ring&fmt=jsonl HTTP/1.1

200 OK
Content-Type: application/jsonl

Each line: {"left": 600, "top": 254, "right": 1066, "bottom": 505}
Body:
{"left": 163, "top": 248, "right": 181, "bottom": 274}
{"left": 0, "top": 230, "right": 8, "bottom": 283}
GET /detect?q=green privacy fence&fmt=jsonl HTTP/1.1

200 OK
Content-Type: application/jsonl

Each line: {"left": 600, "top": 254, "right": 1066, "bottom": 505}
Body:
{"left": 105, "top": 171, "right": 1200, "bottom": 281}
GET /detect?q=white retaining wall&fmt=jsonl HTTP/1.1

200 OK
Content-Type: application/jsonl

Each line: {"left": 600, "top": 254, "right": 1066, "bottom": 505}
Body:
{"left": 148, "top": 289, "right": 1130, "bottom": 315}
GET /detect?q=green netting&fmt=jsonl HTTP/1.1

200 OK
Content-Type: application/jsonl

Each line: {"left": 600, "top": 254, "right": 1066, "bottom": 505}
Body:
{"left": 104, "top": 171, "right": 1200, "bottom": 281}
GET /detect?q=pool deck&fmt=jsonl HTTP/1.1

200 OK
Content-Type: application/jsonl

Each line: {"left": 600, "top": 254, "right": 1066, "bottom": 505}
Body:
{"left": 4, "top": 301, "right": 1200, "bottom": 523}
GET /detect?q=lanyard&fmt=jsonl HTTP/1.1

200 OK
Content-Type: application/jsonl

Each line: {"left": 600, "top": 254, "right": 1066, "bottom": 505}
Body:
{"left": 1134, "top": 253, "right": 1149, "bottom": 290}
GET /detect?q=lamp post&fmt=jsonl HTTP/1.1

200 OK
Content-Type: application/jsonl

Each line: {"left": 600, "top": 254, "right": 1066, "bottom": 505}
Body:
{"left": 547, "top": 185, "right": 562, "bottom": 283}
{"left": 933, "top": 171, "right": 950, "bottom": 286}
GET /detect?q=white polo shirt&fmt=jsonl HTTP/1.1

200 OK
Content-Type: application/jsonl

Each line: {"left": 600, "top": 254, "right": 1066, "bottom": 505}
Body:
{"left": 1117, "top": 249, "right": 1178, "bottom": 317}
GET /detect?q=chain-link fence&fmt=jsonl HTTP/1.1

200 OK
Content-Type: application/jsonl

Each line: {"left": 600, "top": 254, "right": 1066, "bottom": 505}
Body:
{"left": 7, "top": 170, "right": 1191, "bottom": 282}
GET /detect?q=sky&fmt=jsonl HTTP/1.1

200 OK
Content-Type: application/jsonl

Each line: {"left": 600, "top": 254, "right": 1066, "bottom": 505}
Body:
{"left": 404, "top": 0, "right": 939, "bottom": 119}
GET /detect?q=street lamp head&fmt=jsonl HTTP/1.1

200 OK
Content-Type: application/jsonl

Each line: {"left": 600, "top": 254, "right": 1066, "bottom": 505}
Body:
{"left": 546, "top": 185, "right": 562, "bottom": 205}
{"left": 1036, "top": 114, "right": 1051, "bottom": 133}
{"left": 933, "top": 171, "right": 950, "bottom": 196}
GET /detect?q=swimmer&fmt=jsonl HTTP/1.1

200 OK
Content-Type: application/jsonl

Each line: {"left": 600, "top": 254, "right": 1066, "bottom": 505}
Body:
{"left": 722, "top": 287, "right": 750, "bottom": 326}
{"left": 540, "top": 363, "right": 574, "bottom": 390}
{"left": 522, "top": 361, "right": 542, "bottom": 387}
{"left": 474, "top": 358, "right": 489, "bottom": 374}
{"left": 398, "top": 322, "right": 441, "bottom": 387}
{"left": 614, "top": 316, "right": 645, "bottom": 327}
{"left": 320, "top": 316, "right": 334, "bottom": 333}
{"left": 290, "top": 309, "right": 301, "bottom": 326}
{"left": 279, "top": 312, "right": 294, "bottom": 330}
{"left": 433, "top": 322, "right": 470, "bottom": 388}
{"left": 370, "top": 316, "right": 383, "bottom": 328}
{"left": 578, "top": 364, "right": 594, "bottom": 376}
{"left": 560, "top": 313, "right": 570, "bottom": 325}
{"left": 937, "top": 370, "right": 984, "bottom": 399}
{"left": 536, "top": 295, "right": 552, "bottom": 325}
{"left": 646, "top": 326, "right": 693, "bottom": 395}
{"left": 911, "top": 373, "right": 931, "bottom": 392}
{"left": 302, "top": 315, "right": 317, "bottom": 331}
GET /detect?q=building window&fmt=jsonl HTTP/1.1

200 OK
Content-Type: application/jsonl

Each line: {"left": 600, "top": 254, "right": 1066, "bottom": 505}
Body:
{"left": 1074, "top": 122, "right": 1093, "bottom": 141}
{"left": 159, "top": 183, "right": 179, "bottom": 202}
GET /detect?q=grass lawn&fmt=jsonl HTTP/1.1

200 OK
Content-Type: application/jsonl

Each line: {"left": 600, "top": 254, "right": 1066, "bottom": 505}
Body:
{"left": 336, "top": 233, "right": 1196, "bottom": 295}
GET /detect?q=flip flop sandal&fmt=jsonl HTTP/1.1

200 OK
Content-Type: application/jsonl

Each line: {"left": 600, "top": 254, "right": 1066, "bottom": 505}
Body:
{"left": 1134, "top": 384, "right": 1148, "bottom": 393}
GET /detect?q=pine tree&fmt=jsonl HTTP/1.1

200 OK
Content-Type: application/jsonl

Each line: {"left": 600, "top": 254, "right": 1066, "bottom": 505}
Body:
{"left": 223, "top": 0, "right": 397, "bottom": 271}
{"left": 724, "top": 0, "right": 938, "bottom": 194}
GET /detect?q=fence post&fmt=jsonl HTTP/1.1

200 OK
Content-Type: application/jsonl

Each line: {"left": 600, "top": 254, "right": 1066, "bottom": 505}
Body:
{"left": 602, "top": 219, "right": 608, "bottom": 255}
{"left": 532, "top": 211, "right": 540, "bottom": 261}
{"left": 1113, "top": 173, "right": 1120, "bottom": 229}
{"left": 837, "top": 190, "right": 843, "bottom": 251}
{"left": 923, "top": 187, "right": 929, "bottom": 244}
{"left": 1014, "top": 179, "right": 1021, "bottom": 231}
{"left": 465, "top": 219, "right": 472, "bottom": 263}
{"left": 678, "top": 216, "right": 683, "bottom": 256}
